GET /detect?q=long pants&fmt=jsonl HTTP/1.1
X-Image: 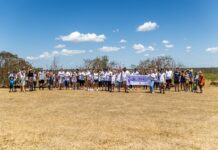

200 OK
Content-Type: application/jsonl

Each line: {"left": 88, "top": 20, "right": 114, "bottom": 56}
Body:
{"left": 150, "top": 80, "right": 154, "bottom": 93}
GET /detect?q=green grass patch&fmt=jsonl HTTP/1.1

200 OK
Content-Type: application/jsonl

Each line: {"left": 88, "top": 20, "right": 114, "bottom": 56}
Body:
{"left": 205, "top": 73, "right": 218, "bottom": 81}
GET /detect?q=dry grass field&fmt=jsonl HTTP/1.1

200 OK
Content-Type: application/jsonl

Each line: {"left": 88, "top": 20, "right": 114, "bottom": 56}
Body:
{"left": 1, "top": 86, "right": 218, "bottom": 150}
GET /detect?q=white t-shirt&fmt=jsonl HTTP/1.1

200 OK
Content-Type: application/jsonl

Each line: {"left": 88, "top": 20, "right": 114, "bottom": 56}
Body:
{"left": 87, "top": 73, "right": 93, "bottom": 81}
{"left": 65, "top": 71, "right": 71, "bottom": 81}
{"left": 39, "top": 71, "right": 45, "bottom": 80}
{"left": 150, "top": 73, "right": 156, "bottom": 80}
{"left": 116, "top": 73, "right": 122, "bottom": 82}
{"left": 58, "top": 71, "right": 65, "bottom": 82}
{"left": 122, "top": 70, "right": 130, "bottom": 82}
{"left": 102, "top": 72, "right": 107, "bottom": 81}
{"left": 166, "top": 70, "right": 173, "bottom": 80}
{"left": 131, "top": 71, "right": 139, "bottom": 75}
{"left": 105, "top": 71, "right": 112, "bottom": 81}
{"left": 159, "top": 73, "right": 166, "bottom": 83}
{"left": 71, "top": 76, "right": 77, "bottom": 83}
{"left": 79, "top": 72, "right": 85, "bottom": 80}
{"left": 112, "top": 74, "right": 117, "bottom": 84}
{"left": 94, "top": 73, "right": 99, "bottom": 81}
{"left": 33, "top": 73, "right": 37, "bottom": 81}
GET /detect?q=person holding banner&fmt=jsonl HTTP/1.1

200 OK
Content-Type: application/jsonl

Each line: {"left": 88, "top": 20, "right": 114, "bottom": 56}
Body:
{"left": 131, "top": 68, "right": 139, "bottom": 90}
{"left": 149, "top": 70, "right": 156, "bottom": 94}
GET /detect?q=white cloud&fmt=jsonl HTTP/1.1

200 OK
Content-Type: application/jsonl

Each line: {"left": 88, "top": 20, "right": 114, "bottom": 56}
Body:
{"left": 61, "top": 49, "right": 85, "bottom": 55}
{"left": 57, "top": 31, "right": 106, "bottom": 42}
{"left": 162, "top": 40, "right": 174, "bottom": 49}
{"left": 27, "top": 49, "right": 85, "bottom": 60}
{"left": 137, "top": 21, "right": 159, "bottom": 32}
{"left": 98, "top": 46, "right": 121, "bottom": 52}
{"left": 54, "top": 44, "right": 66, "bottom": 49}
{"left": 162, "top": 40, "right": 170, "bottom": 44}
{"left": 206, "top": 47, "right": 218, "bottom": 53}
{"left": 119, "top": 39, "right": 127, "bottom": 43}
{"left": 113, "top": 29, "right": 119, "bottom": 33}
{"left": 121, "top": 46, "right": 126, "bottom": 49}
{"left": 165, "top": 44, "right": 174, "bottom": 48}
{"left": 133, "top": 43, "right": 154, "bottom": 53}
{"left": 186, "top": 46, "right": 192, "bottom": 52}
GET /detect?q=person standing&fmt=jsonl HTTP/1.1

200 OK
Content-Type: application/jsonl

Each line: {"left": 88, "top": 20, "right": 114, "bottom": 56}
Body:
{"left": 38, "top": 69, "right": 45, "bottom": 90}
{"left": 116, "top": 69, "right": 122, "bottom": 92}
{"left": 8, "top": 72, "right": 16, "bottom": 92}
{"left": 159, "top": 69, "right": 166, "bottom": 94}
{"left": 192, "top": 72, "right": 199, "bottom": 93}
{"left": 154, "top": 69, "right": 159, "bottom": 90}
{"left": 71, "top": 72, "right": 77, "bottom": 90}
{"left": 28, "top": 69, "right": 34, "bottom": 91}
{"left": 20, "top": 71, "right": 26, "bottom": 92}
{"left": 185, "top": 70, "right": 190, "bottom": 92}
{"left": 122, "top": 67, "right": 130, "bottom": 93}
{"left": 33, "top": 71, "right": 37, "bottom": 91}
{"left": 58, "top": 69, "right": 64, "bottom": 90}
{"left": 64, "top": 70, "right": 71, "bottom": 90}
{"left": 149, "top": 70, "right": 156, "bottom": 94}
{"left": 198, "top": 71, "right": 205, "bottom": 93}
{"left": 131, "top": 68, "right": 139, "bottom": 90}
{"left": 111, "top": 70, "right": 117, "bottom": 92}
{"left": 180, "top": 70, "right": 186, "bottom": 91}
{"left": 174, "top": 68, "right": 181, "bottom": 92}
{"left": 165, "top": 68, "right": 173, "bottom": 91}
{"left": 93, "top": 69, "right": 99, "bottom": 91}
{"left": 107, "top": 68, "right": 113, "bottom": 92}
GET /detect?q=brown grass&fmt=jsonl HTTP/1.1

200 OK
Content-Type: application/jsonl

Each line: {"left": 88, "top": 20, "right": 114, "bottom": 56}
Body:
{"left": 1, "top": 86, "right": 218, "bottom": 150}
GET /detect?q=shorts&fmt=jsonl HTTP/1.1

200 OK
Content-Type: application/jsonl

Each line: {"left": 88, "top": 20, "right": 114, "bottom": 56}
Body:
{"left": 122, "top": 81, "right": 127, "bottom": 86}
{"left": 80, "top": 80, "right": 85, "bottom": 86}
{"left": 174, "top": 80, "right": 180, "bottom": 84}
{"left": 39, "top": 80, "right": 44, "bottom": 84}
{"left": 94, "top": 80, "right": 98, "bottom": 84}
{"left": 107, "top": 81, "right": 112, "bottom": 86}
{"left": 166, "top": 79, "right": 172, "bottom": 84}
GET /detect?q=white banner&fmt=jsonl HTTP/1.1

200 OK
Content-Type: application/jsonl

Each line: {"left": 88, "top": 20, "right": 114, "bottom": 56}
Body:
{"left": 127, "top": 75, "right": 151, "bottom": 86}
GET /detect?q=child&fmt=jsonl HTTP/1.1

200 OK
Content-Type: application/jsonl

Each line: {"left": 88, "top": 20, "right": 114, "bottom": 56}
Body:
{"left": 9, "top": 73, "right": 15, "bottom": 92}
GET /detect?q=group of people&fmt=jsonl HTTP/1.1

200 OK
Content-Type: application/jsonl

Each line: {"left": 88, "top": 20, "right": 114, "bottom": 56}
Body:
{"left": 8, "top": 67, "right": 206, "bottom": 94}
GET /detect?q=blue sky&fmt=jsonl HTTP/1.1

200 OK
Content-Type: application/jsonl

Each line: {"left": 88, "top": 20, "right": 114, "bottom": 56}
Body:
{"left": 0, "top": 0, "right": 218, "bottom": 68}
